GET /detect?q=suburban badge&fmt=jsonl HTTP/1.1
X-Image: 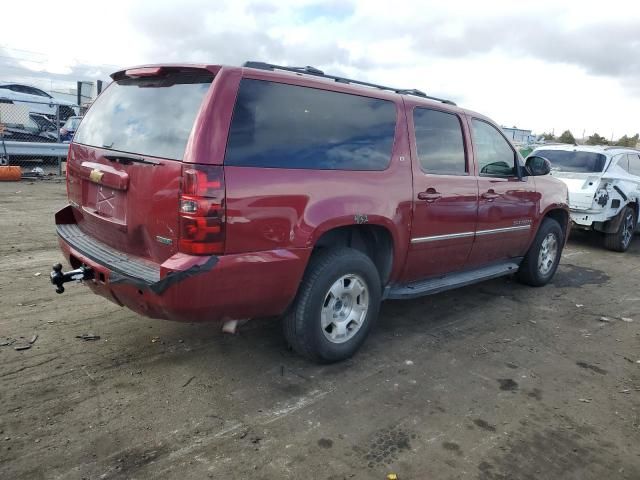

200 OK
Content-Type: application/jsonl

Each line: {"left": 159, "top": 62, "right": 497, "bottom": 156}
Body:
{"left": 155, "top": 236, "right": 173, "bottom": 245}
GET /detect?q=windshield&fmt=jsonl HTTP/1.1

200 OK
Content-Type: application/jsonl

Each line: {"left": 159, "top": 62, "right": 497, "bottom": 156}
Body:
{"left": 31, "top": 115, "right": 55, "bottom": 130}
{"left": 74, "top": 70, "right": 213, "bottom": 160}
{"left": 64, "top": 117, "right": 82, "bottom": 130}
{"left": 536, "top": 149, "right": 606, "bottom": 173}
{"left": 25, "top": 117, "right": 40, "bottom": 132}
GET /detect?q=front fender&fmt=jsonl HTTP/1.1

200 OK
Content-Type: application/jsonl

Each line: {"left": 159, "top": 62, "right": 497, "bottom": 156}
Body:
{"left": 528, "top": 175, "right": 570, "bottom": 247}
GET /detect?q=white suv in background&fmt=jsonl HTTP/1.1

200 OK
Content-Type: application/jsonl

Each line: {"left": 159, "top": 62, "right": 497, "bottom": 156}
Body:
{"left": 0, "top": 82, "right": 77, "bottom": 124}
{"left": 532, "top": 145, "right": 640, "bottom": 252}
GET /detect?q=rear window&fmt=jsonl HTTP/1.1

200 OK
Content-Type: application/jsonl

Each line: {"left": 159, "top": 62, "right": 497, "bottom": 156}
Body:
{"left": 225, "top": 79, "right": 397, "bottom": 170}
{"left": 74, "top": 71, "right": 213, "bottom": 160}
{"left": 536, "top": 149, "right": 606, "bottom": 173}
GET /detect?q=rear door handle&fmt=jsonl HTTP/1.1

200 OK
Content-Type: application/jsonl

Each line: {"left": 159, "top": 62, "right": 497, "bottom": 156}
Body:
{"left": 481, "top": 190, "right": 500, "bottom": 201}
{"left": 417, "top": 190, "right": 442, "bottom": 202}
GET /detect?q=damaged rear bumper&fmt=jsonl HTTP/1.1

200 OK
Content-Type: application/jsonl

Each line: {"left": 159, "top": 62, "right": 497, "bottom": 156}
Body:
{"left": 53, "top": 206, "right": 310, "bottom": 323}
{"left": 570, "top": 205, "right": 631, "bottom": 234}
{"left": 56, "top": 223, "right": 218, "bottom": 295}
{"left": 569, "top": 209, "right": 610, "bottom": 229}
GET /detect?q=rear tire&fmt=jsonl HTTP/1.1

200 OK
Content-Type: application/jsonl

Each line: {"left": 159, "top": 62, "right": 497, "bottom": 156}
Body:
{"left": 517, "top": 217, "right": 563, "bottom": 287}
{"left": 604, "top": 206, "right": 636, "bottom": 252}
{"left": 283, "top": 247, "right": 381, "bottom": 363}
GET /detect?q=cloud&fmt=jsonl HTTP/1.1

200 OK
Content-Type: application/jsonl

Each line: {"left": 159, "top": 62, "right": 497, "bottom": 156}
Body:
{"left": 128, "top": 1, "right": 356, "bottom": 68}
{"left": 401, "top": 16, "right": 640, "bottom": 81}
{"left": 0, "top": 47, "right": 113, "bottom": 101}
{"left": 0, "top": 50, "right": 111, "bottom": 84}
{"left": 1, "top": 0, "right": 639, "bottom": 134}
{"left": 118, "top": 0, "right": 640, "bottom": 134}
{"left": 124, "top": 1, "right": 640, "bottom": 90}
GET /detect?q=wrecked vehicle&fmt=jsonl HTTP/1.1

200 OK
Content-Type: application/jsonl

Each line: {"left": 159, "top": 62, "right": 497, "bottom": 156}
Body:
{"left": 532, "top": 145, "right": 640, "bottom": 252}
{"left": 51, "top": 61, "right": 569, "bottom": 363}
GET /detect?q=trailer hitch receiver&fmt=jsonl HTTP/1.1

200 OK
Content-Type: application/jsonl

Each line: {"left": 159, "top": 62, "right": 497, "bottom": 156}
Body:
{"left": 50, "top": 263, "right": 94, "bottom": 294}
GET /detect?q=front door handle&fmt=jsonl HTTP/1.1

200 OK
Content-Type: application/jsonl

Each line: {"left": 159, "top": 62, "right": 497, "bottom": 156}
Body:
{"left": 481, "top": 190, "right": 500, "bottom": 201}
{"left": 418, "top": 189, "right": 442, "bottom": 202}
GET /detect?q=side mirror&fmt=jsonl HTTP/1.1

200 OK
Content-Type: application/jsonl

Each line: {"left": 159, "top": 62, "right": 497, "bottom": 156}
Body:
{"left": 525, "top": 155, "right": 551, "bottom": 176}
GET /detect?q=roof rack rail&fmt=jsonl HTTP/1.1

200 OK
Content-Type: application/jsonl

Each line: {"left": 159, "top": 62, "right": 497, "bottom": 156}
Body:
{"left": 243, "top": 61, "right": 457, "bottom": 106}
{"left": 604, "top": 145, "right": 640, "bottom": 151}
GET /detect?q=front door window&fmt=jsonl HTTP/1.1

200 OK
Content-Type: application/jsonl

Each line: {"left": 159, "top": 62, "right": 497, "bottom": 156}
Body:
{"left": 472, "top": 120, "right": 517, "bottom": 177}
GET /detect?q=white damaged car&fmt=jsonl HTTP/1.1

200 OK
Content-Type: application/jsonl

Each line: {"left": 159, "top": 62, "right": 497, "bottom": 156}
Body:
{"left": 531, "top": 145, "right": 640, "bottom": 252}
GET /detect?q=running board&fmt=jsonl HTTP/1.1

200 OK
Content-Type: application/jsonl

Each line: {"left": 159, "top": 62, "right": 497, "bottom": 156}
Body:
{"left": 384, "top": 259, "right": 523, "bottom": 300}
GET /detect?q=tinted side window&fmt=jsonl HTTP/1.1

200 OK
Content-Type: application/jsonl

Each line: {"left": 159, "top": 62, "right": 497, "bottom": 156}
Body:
{"left": 28, "top": 88, "right": 50, "bottom": 98}
{"left": 471, "top": 119, "right": 516, "bottom": 177}
{"left": 413, "top": 108, "right": 466, "bottom": 174}
{"left": 629, "top": 154, "right": 640, "bottom": 176}
{"left": 225, "top": 79, "right": 396, "bottom": 170}
{"left": 616, "top": 154, "right": 630, "bottom": 173}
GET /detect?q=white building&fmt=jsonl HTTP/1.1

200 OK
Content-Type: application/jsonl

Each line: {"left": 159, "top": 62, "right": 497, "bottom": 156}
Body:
{"left": 502, "top": 127, "right": 536, "bottom": 145}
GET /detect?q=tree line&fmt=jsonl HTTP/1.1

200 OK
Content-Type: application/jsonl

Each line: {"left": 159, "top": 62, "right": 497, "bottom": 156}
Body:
{"left": 540, "top": 131, "right": 639, "bottom": 147}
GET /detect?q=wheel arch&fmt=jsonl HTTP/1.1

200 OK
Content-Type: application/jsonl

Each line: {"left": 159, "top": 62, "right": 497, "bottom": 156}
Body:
{"left": 311, "top": 224, "right": 395, "bottom": 287}
{"left": 629, "top": 200, "right": 639, "bottom": 222}
{"left": 595, "top": 201, "right": 638, "bottom": 234}
{"left": 542, "top": 208, "right": 570, "bottom": 239}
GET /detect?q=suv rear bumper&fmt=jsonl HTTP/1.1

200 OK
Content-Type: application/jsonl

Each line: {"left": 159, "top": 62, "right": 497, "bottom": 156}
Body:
{"left": 570, "top": 209, "right": 607, "bottom": 228}
{"left": 57, "top": 223, "right": 165, "bottom": 289}
{"left": 570, "top": 205, "right": 624, "bottom": 229}
{"left": 55, "top": 206, "right": 310, "bottom": 322}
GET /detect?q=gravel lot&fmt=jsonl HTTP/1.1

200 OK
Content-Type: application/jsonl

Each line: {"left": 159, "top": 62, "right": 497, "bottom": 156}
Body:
{"left": 1, "top": 180, "right": 639, "bottom": 479}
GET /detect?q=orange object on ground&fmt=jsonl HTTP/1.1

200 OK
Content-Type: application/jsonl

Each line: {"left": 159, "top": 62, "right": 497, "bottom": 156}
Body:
{"left": 0, "top": 166, "right": 21, "bottom": 181}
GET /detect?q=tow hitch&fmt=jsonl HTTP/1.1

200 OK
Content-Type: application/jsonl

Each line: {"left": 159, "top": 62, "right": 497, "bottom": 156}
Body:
{"left": 50, "top": 263, "right": 94, "bottom": 294}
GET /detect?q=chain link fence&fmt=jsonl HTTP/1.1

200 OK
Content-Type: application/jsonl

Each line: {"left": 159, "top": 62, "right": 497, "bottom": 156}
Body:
{"left": 0, "top": 97, "right": 81, "bottom": 176}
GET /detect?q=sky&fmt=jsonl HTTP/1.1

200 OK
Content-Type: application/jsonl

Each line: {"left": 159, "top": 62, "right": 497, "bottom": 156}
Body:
{"left": 1, "top": 0, "right": 639, "bottom": 138}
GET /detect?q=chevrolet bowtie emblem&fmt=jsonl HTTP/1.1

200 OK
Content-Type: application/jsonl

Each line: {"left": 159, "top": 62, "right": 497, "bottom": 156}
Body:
{"left": 89, "top": 169, "right": 104, "bottom": 183}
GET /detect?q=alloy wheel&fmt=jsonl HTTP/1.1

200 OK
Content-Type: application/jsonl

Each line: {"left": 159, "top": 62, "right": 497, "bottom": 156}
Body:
{"left": 622, "top": 211, "right": 634, "bottom": 249}
{"left": 538, "top": 232, "right": 558, "bottom": 276}
{"left": 321, "top": 274, "right": 369, "bottom": 344}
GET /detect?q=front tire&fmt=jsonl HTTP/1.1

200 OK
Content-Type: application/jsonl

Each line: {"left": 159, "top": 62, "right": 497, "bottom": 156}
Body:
{"left": 517, "top": 217, "right": 563, "bottom": 286}
{"left": 283, "top": 247, "right": 381, "bottom": 363}
{"left": 604, "top": 206, "right": 636, "bottom": 252}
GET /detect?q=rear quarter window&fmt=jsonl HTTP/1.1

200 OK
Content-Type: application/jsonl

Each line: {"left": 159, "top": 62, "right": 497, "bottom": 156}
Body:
{"left": 224, "top": 79, "right": 397, "bottom": 170}
{"left": 629, "top": 154, "right": 640, "bottom": 176}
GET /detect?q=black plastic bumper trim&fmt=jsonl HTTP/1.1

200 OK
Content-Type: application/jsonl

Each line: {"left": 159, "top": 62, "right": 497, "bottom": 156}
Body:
{"left": 613, "top": 186, "right": 628, "bottom": 202}
{"left": 56, "top": 223, "right": 218, "bottom": 294}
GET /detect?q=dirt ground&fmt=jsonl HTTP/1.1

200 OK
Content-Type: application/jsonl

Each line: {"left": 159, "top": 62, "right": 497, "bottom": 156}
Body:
{"left": 1, "top": 180, "right": 639, "bottom": 480}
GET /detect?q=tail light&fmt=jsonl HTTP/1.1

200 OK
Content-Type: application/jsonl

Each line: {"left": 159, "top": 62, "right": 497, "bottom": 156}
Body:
{"left": 179, "top": 164, "right": 225, "bottom": 255}
{"left": 65, "top": 148, "right": 71, "bottom": 199}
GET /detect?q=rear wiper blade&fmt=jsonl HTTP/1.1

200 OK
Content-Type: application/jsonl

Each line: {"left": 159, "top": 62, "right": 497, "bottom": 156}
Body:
{"left": 103, "top": 153, "right": 161, "bottom": 166}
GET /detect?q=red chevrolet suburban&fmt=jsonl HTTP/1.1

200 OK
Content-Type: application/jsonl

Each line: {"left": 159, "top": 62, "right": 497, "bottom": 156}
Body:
{"left": 52, "top": 62, "right": 569, "bottom": 362}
